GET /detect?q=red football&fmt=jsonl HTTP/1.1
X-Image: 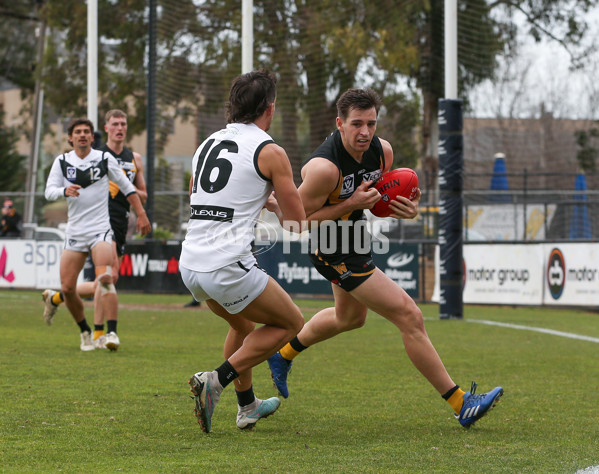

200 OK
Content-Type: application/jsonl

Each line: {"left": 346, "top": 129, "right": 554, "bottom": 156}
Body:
{"left": 370, "top": 168, "right": 419, "bottom": 218}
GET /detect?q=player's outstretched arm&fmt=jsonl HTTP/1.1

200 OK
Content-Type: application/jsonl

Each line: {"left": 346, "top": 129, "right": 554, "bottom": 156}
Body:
{"left": 126, "top": 193, "right": 151, "bottom": 236}
{"left": 132, "top": 152, "right": 148, "bottom": 205}
{"left": 258, "top": 143, "right": 305, "bottom": 231}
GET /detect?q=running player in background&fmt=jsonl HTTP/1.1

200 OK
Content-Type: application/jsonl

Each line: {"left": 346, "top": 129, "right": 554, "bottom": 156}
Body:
{"left": 268, "top": 88, "right": 503, "bottom": 428}
{"left": 42, "top": 110, "right": 147, "bottom": 351}
{"left": 43, "top": 118, "right": 151, "bottom": 351}
{"left": 180, "top": 69, "right": 305, "bottom": 433}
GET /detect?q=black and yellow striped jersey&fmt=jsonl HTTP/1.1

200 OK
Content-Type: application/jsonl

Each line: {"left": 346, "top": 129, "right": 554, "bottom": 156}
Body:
{"left": 303, "top": 130, "right": 384, "bottom": 258}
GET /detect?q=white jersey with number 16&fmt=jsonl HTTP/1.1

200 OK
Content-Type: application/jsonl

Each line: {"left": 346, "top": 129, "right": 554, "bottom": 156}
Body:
{"left": 180, "top": 122, "right": 274, "bottom": 272}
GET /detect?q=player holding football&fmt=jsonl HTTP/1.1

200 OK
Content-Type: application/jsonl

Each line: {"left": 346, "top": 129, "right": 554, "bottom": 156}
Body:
{"left": 268, "top": 88, "right": 503, "bottom": 428}
{"left": 181, "top": 69, "right": 305, "bottom": 433}
{"left": 44, "top": 118, "right": 151, "bottom": 351}
{"left": 42, "top": 109, "right": 147, "bottom": 352}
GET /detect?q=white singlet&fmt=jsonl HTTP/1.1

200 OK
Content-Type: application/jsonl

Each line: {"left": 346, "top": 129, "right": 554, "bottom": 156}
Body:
{"left": 179, "top": 122, "right": 274, "bottom": 272}
{"left": 45, "top": 149, "right": 136, "bottom": 238}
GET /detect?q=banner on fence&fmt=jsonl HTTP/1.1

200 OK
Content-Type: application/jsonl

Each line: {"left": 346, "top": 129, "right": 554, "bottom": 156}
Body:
{"left": 465, "top": 204, "right": 556, "bottom": 241}
{"left": 462, "top": 244, "right": 544, "bottom": 305}
{"left": 433, "top": 243, "right": 545, "bottom": 305}
{"left": 256, "top": 241, "right": 420, "bottom": 298}
{"left": 0, "top": 239, "right": 63, "bottom": 289}
{"left": 117, "top": 241, "right": 187, "bottom": 293}
{"left": 543, "top": 243, "right": 599, "bottom": 305}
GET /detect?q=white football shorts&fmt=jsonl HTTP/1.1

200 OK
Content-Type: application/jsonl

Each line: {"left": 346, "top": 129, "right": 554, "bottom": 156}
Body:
{"left": 64, "top": 229, "right": 113, "bottom": 253}
{"left": 180, "top": 255, "right": 269, "bottom": 314}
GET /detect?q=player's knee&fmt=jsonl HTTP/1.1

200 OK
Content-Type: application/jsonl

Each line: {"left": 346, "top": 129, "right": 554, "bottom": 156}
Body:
{"left": 95, "top": 265, "right": 113, "bottom": 285}
{"left": 291, "top": 309, "right": 304, "bottom": 334}
{"left": 95, "top": 265, "right": 116, "bottom": 295}
{"left": 284, "top": 305, "right": 304, "bottom": 337}
{"left": 399, "top": 305, "right": 425, "bottom": 334}
{"left": 99, "top": 281, "right": 116, "bottom": 296}
{"left": 61, "top": 284, "right": 76, "bottom": 296}
{"left": 343, "top": 311, "right": 367, "bottom": 331}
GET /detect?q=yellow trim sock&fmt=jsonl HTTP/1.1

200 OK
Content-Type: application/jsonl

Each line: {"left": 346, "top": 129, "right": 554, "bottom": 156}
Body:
{"left": 93, "top": 330, "right": 105, "bottom": 341}
{"left": 51, "top": 292, "right": 63, "bottom": 306}
{"left": 279, "top": 343, "right": 299, "bottom": 361}
{"left": 448, "top": 388, "right": 466, "bottom": 414}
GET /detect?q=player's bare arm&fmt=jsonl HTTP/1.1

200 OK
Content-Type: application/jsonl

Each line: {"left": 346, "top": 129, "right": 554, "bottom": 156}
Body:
{"left": 107, "top": 153, "right": 151, "bottom": 236}
{"left": 126, "top": 193, "right": 151, "bottom": 235}
{"left": 133, "top": 152, "right": 148, "bottom": 205}
{"left": 380, "top": 138, "right": 394, "bottom": 173}
{"left": 299, "top": 157, "right": 380, "bottom": 224}
{"left": 257, "top": 143, "right": 305, "bottom": 230}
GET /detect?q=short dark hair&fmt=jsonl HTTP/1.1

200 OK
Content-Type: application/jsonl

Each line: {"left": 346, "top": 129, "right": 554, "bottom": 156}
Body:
{"left": 336, "top": 88, "right": 382, "bottom": 120}
{"left": 225, "top": 69, "right": 277, "bottom": 124}
{"left": 66, "top": 118, "right": 94, "bottom": 147}
{"left": 67, "top": 118, "right": 94, "bottom": 136}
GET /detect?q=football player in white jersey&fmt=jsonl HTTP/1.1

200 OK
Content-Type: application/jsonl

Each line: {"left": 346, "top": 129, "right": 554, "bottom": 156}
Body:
{"left": 181, "top": 70, "right": 305, "bottom": 433}
{"left": 44, "top": 118, "right": 151, "bottom": 351}
{"left": 42, "top": 109, "right": 148, "bottom": 351}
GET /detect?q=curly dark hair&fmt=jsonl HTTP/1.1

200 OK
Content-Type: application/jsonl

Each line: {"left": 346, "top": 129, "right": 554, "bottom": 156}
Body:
{"left": 225, "top": 69, "right": 277, "bottom": 124}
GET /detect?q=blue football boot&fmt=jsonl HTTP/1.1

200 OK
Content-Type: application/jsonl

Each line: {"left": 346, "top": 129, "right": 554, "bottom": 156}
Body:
{"left": 267, "top": 352, "right": 292, "bottom": 398}
{"left": 456, "top": 381, "right": 503, "bottom": 428}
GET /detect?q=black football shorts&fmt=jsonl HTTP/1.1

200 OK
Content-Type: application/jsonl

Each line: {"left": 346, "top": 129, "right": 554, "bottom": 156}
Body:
{"left": 309, "top": 249, "right": 376, "bottom": 292}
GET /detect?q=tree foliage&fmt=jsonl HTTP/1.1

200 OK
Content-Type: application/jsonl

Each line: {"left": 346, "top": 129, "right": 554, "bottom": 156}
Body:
{"left": 0, "top": 1, "right": 40, "bottom": 90}
{"left": 41, "top": 0, "right": 148, "bottom": 136}
{"left": 3, "top": 0, "right": 597, "bottom": 180}
{"left": 575, "top": 126, "right": 599, "bottom": 172}
{"left": 0, "top": 109, "right": 27, "bottom": 191}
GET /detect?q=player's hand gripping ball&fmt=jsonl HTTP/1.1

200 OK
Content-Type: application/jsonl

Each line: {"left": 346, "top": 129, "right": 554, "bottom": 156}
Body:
{"left": 370, "top": 168, "right": 419, "bottom": 218}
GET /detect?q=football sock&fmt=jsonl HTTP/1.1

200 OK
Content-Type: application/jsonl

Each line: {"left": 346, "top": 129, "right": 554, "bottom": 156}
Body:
{"left": 93, "top": 325, "right": 105, "bottom": 340}
{"left": 51, "top": 291, "right": 64, "bottom": 306}
{"left": 280, "top": 336, "right": 308, "bottom": 361}
{"left": 77, "top": 319, "right": 92, "bottom": 333}
{"left": 236, "top": 386, "right": 255, "bottom": 407}
{"left": 106, "top": 320, "right": 117, "bottom": 334}
{"left": 215, "top": 360, "right": 239, "bottom": 389}
{"left": 442, "top": 385, "right": 466, "bottom": 414}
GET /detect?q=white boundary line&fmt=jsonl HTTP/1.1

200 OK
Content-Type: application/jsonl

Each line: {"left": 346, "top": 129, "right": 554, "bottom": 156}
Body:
{"left": 467, "top": 319, "right": 599, "bottom": 344}
{"left": 428, "top": 317, "right": 599, "bottom": 473}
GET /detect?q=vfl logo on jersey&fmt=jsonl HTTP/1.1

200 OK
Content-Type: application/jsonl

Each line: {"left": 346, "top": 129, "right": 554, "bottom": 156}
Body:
{"left": 339, "top": 175, "right": 355, "bottom": 198}
{"left": 190, "top": 204, "right": 234, "bottom": 222}
{"left": 119, "top": 160, "right": 135, "bottom": 171}
{"left": 66, "top": 167, "right": 77, "bottom": 181}
{"left": 363, "top": 169, "right": 382, "bottom": 184}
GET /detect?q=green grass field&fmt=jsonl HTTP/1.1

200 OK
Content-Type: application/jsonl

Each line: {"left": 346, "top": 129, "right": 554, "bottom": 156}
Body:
{"left": 1, "top": 290, "right": 598, "bottom": 473}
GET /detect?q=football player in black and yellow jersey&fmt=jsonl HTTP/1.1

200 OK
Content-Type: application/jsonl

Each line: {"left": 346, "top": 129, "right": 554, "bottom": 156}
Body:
{"left": 268, "top": 88, "right": 503, "bottom": 428}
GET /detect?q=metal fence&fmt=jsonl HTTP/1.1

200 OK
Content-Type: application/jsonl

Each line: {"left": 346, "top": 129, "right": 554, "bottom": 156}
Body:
{"left": 3, "top": 170, "right": 597, "bottom": 244}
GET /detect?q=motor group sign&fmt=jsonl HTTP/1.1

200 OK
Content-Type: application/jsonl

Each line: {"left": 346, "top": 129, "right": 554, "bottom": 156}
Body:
{"left": 543, "top": 244, "right": 599, "bottom": 305}
{"left": 433, "top": 242, "right": 599, "bottom": 306}
{"left": 462, "top": 244, "right": 544, "bottom": 305}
